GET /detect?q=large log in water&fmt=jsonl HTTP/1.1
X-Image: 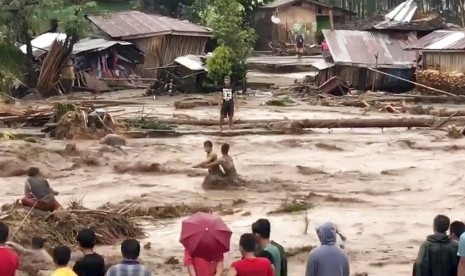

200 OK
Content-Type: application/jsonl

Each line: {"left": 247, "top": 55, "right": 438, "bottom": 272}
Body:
{"left": 291, "top": 117, "right": 451, "bottom": 128}
{"left": 151, "top": 117, "right": 465, "bottom": 129}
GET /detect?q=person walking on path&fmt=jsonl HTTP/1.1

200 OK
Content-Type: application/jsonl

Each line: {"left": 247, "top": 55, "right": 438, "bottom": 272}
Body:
{"left": 305, "top": 221, "right": 349, "bottom": 276}
{"left": 106, "top": 239, "right": 151, "bottom": 276}
{"left": 51, "top": 245, "right": 77, "bottom": 276}
{"left": 414, "top": 215, "right": 458, "bottom": 276}
{"left": 0, "top": 222, "right": 19, "bottom": 276}
{"left": 228, "top": 233, "right": 273, "bottom": 276}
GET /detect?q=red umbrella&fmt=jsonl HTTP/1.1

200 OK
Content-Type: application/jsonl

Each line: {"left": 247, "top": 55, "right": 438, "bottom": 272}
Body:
{"left": 180, "top": 212, "right": 232, "bottom": 260}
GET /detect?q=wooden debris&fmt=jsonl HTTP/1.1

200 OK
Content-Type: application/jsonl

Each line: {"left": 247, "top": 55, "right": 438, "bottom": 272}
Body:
{"left": 36, "top": 39, "right": 72, "bottom": 97}
{"left": 2, "top": 204, "right": 144, "bottom": 247}
{"left": 416, "top": 69, "right": 465, "bottom": 95}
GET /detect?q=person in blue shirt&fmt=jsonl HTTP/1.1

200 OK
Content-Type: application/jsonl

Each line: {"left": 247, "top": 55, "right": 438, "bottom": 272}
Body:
{"left": 458, "top": 233, "right": 465, "bottom": 276}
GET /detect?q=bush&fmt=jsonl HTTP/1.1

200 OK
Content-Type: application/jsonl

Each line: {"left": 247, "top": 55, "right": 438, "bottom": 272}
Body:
{"left": 206, "top": 45, "right": 233, "bottom": 84}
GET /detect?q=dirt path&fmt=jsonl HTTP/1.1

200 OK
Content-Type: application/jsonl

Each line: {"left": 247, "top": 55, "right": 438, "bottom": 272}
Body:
{"left": 2, "top": 91, "right": 465, "bottom": 275}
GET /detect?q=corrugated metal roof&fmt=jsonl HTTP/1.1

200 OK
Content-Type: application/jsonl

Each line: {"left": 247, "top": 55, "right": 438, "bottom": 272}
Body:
{"left": 72, "top": 38, "right": 136, "bottom": 54}
{"left": 87, "top": 11, "right": 212, "bottom": 40}
{"left": 405, "top": 30, "right": 465, "bottom": 51}
{"left": 262, "top": 0, "right": 355, "bottom": 14}
{"left": 19, "top": 33, "right": 66, "bottom": 58}
{"left": 175, "top": 54, "right": 207, "bottom": 71}
{"left": 322, "top": 30, "right": 417, "bottom": 68}
{"left": 384, "top": 0, "right": 417, "bottom": 22}
{"left": 311, "top": 59, "right": 334, "bottom": 70}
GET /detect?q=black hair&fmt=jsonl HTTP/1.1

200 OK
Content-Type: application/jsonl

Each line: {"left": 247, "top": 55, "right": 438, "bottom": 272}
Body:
{"left": 52, "top": 245, "right": 71, "bottom": 266}
{"left": 0, "top": 222, "right": 9, "bottom": 243}
{"left": 77, "top": 228, "right": 96, "bottom": 249}
{"left": 251, "top": 219, "right": 270, "bottom": 239}
{"left": 239, "top": 233, "right": 256, "bottom": 252}
{"left": 204, "top": 140, "right": 213, "bottom": 148}
{"left": 221, "top": 143, "right": 230, "bottom": 155}
{"left": 450, "top": 221, "right": 465, "bottom": 238}
{"left": 27, "top": 167, "right": 40, "bottom": 177}
{"left": 434, "top": 215, "right": 450, "bottom": 233}
{"left": 121, "top": 239, "right": 140, "bottom": 260}
{"left": 31, "top": 236, "right": 45, "bottom": 249}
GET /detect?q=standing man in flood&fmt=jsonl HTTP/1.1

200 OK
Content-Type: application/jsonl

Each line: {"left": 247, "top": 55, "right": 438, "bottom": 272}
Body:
{"left": 219, "top": 76, "right": 237, "bottom": 131}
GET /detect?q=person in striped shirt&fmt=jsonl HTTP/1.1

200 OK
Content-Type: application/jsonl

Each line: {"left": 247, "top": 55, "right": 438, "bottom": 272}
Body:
{"left": 105, "top": 239, "right": 151, "bottom": 276}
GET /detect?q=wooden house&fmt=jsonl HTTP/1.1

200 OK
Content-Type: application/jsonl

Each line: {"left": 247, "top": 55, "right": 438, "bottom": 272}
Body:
{"left": 86, "top": 11, "right": 213, "bottom": 77}
{"left": 254, "top": 0, "right": 355, "bottom": 50}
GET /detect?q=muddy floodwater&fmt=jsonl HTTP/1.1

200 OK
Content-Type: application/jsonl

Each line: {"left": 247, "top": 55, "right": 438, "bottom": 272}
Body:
{"left": 1, "top": 92, "right": 464, "bottom": 275}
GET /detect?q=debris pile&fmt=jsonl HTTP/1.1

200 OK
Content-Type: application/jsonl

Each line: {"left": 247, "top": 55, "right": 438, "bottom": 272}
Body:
{"left": 416, "top": 70, "right": 465, "bottom": 95}
{"left": 1, "top": 203, "right": 144, "bottom": 247}
{"left": 46, "top": 103, "right": 123, "bottom": 139}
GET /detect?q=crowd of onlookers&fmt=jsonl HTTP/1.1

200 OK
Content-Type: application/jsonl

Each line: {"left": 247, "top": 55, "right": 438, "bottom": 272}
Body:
{"left": 1, "top": 214, "right": 464, "bottom": 276}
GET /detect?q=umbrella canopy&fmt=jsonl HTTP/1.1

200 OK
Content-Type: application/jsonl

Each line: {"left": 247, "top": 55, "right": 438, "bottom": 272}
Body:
{"left": 180, "top": 212, "right": 232, "bottom": 260}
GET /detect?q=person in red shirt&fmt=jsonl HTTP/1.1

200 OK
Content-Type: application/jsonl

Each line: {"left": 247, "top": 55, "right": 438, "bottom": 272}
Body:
{"left": 184, "top": 249, "right": 224, "bottom": 276}
{"left": 228, "top": 233, "right": 274, "bottom": 276}
{"left": 0, "top": 222, "right": 19, "bottom": 276}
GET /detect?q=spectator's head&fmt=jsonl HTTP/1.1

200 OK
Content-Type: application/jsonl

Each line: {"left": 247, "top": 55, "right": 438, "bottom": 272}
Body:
{"left": 224, "top": 76, "right": 231, "bottom": 86}
{"left": 31, "top": 236, "right": 45, "bottom": 249}
{"left": 0, "top": 222, "right": 9, "bottom": 244}
{"left": 27, "top": 167, "right": 40, "bottom": 177}
{"left": 52, "top": 245, "right": 71, "bottom": 267}
{"left": 450, "top": 221, "right": 465, "bottom": 241}
{"left": 316, "top": 222, "right": 337, "bottom": 246}
{"left": 77, "top": 228, "right": 96, "bottom": 250}
{"left": 239, "top": 233, "right": 256, "bottom": 256}
{"left": 121, "top": 239, "right": 140, "bottom": 260}
{"left": 204, "top": 140, "right": 213, "bottom": 153}
{"left": 252, "top": 219, "right": 270, "bottom": 241}
{"left": 433, "top": 215, "right": 450, "bottom": 234}
{"left": 221, "top": 143, "right": 230, "bottom": 155}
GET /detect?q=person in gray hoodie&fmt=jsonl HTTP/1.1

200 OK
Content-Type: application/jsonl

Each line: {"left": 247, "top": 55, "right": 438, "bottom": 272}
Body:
{"left": 305, "top": 222, "right": 349, "bottom": 276}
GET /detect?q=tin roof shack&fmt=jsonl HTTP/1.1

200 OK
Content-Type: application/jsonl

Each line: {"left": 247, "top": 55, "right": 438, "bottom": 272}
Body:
{"left": 364, "top": 0, "right": 448, "bottom": 37}
{"left": 315, "top": 30, "right": 417, "bottom": 92}
{"left": 405, "top": 30, "right": 465, "bottom": 94}
{"left": 254, "top": 0, "right": 355, "bottom": 50}
{"left": 172, "top": 54, "right": 208, "bottom": 93}
{"left": 86, "top": 11, "right": 212, "bottom": 77}
{"left": 72, "top": 38, "right": 144, "bottom": 92}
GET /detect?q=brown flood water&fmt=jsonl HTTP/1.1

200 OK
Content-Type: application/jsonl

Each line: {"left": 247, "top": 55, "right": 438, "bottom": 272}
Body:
{"left": 1, "top": 92, "right": 465, "bottom": 275}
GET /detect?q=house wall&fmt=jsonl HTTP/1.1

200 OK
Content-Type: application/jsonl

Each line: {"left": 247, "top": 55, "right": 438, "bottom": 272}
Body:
{"left": 317, "top": 65, "right": 414, "bottom": 92}
{"left": 423, "top": 52, "right": 465, "bottom": 73}
{"left": 130, "top": 35, "right": 208, "bottom": 77}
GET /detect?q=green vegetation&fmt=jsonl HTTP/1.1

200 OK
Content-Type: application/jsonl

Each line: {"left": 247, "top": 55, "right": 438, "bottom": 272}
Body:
{"left": 268, "top": 198, "right": 314, "bottom": 214}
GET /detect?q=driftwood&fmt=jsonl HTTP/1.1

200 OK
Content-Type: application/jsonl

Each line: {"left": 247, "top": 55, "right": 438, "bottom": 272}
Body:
{"left": 290, "top": 117, "right": 450, "bottom": 128}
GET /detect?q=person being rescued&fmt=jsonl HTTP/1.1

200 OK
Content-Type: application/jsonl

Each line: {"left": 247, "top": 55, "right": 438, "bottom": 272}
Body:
{"left": 192, "top": 140, "right": 223, "bottom": 176}
{"left": 21, "top": 167, "right": 63, "bottom": 212}
{"left": 202, "top": 143, "right": 246, "bottom": 190}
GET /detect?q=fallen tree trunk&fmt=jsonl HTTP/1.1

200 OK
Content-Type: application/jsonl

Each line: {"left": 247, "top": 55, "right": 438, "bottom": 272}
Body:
{"left": 329, "top": 95, "right": 465, "bottom": 108}
{"left": 288, "top": 117, "right": 465, "bottom": 129}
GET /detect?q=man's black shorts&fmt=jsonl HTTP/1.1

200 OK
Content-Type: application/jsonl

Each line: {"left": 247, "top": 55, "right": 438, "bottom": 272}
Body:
{"left": 221, "top": 101, "right": 234, "bottom": 118}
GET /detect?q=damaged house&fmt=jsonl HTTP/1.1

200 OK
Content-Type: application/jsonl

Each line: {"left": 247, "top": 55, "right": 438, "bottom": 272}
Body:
{"left": 20, "top": 33, "right": 144, "bottom": 92}
{"left": 86, "top": 11, "right": 213, "bottom": 77}
{"left": 366, "top": 0, "right": 449, "bottom": 37}
{"left": 314, "top": 29, "right": 418, "bottom": 92}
